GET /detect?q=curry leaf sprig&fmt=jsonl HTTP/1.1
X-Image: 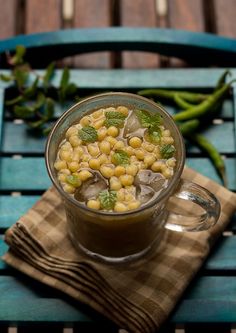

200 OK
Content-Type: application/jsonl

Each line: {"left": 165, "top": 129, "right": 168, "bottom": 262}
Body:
{"left": 0, "top": 45, "right": 78, "bottom": 134}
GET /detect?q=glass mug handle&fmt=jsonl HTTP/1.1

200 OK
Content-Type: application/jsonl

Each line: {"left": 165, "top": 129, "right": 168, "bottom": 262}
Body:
{"left": 165, "top": 179, "right": 221, "bottom": 232}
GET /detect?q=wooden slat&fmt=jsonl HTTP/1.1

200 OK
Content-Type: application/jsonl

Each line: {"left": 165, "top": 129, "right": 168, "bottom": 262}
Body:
{"left": 120, "top": 0, "right": 159, "bottom": 68}
{"left": 25, "top": 0, "right": 62, "bottom": 34}
{"left": 0, "top": 274, "right": 235, "bottom": 324}
{"left": 1, "top": 68, "right": 233, "bottom": 90}
{"left": 0, "top": 158, "right": 51, "bottom": 190}
{"left": 214, "top": 0, "right": 236, "bottom": 38}
{"left": 2, "top": 28, "right": 236, "bottom": 67}
{"left": 73, "top": 0, "right": 112, "bottom": 68}
{"left": 0, "top": 0, "right": 18, "bottom": 40}
{"left": 205, "top": 236, "right": 236, "bottom": 271}
{"left": 0, "top": 196, "right": 40, "bottom": 229}
{"left": 168, "top": 0, "right": 205, "bottom": 67}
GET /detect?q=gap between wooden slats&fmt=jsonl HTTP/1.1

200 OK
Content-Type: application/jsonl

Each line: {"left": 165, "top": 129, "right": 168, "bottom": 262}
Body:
{"left": 7, "top": 328, "right": 71, "bottom": 333}
{"left": 6, "top": 324, "right": 236, "bottom": 333}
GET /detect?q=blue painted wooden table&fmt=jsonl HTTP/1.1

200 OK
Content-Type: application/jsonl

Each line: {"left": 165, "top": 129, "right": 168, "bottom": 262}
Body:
{"left": 0, "top": 28, "right": 236, "bottom": 332}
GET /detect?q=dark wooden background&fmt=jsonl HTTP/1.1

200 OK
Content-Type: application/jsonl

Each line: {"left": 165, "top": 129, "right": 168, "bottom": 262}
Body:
{"left": 0, "top": 0, "right": 236, "bottom": 69}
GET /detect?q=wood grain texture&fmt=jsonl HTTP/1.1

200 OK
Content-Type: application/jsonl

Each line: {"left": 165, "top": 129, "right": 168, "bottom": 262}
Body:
{"left": 168, "top": 0, "right": 204, "bottom": 67}
{"left": 0, "top": 0, "right": 17, "bottom": 39}
{"left": 73, "top": 0, "right": 112, "bottom": 68}
{"left": 0, "top": 196, "right": 40, "bottom": 228}
{"left": 214, "top": 0, "right": 236, "bottom": 37}
{"left": 25, "top": 0, "right": 62, "bottom": 34}
{"left": 120, "top": 0, "right": 159, "bottom": 68}
{"left": 168, "top": 0, "right": 205, "bottom": 31}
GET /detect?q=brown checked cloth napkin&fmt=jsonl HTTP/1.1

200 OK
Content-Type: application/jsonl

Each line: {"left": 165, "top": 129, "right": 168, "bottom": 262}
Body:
{"left": 2, "top": 167, "right": 236, "bottom": 333}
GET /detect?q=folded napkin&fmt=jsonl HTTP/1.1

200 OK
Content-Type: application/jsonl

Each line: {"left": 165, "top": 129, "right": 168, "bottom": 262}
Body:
{"left": 2, "top": 167, "right": 236, "bottom": 333}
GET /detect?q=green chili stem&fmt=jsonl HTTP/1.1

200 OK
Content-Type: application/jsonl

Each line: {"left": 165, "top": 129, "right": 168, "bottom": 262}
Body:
{"left": 214, "top": 70, "right": 231, "bottom": 92}
{"left": 137, "top": 89, "right": 209, "bottom": 103}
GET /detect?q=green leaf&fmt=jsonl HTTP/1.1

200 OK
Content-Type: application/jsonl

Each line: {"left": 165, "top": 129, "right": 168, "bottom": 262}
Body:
{"left": 65, "top": 82, "right": 77, "bottom": 95}
{"left": 148, "top": 126, "right": 162, "bottom": 144}
{"left": 23, "top": 77, "right": 39, "bottom": 98}
{"left": 27, "top": 119, "right": 46, "bottom": 129}
{"left": 60, "top": 67, "right": 70, "bottom": 89}
{"left": 34, "top": 92, "right": 46, "bottom": 110}
{"left": 5, "top": 95, "right": 24, "bottom": 106}
{"left": 135, "top": 109, "right": 153, "bottom": 127}
{"left": 10, "top": 45, "right": 26, "bottom": 65}
{"left": 99, "top": 190, "right": 117, "bottom": 210}
{"left": 44, "top": 97, "right": 55, "bottom": 119}
{"left": 0, "top": 73, "right": 14, "bottom": 82}
{"left": 14, "top": 105, "right": 35, "bottom": 118}
{"left": 104, "top": 111, "right": 126, "bottom": 128}
{"left": 112, "top": 150, "right": 130, "bottom": 166}
{"left": 136, "top": 109, "right": 163, "bottom": 144}
{"left": 58, "top": 67, "right": 77, "bottom": 103}
{"left": 13, "top": 67, "right": 29, "bottom": 89}
{"left": 66, "top": 175, "right": 81, "bottom": 187}
{"left": 43, "top": 126, "right": 52, "bottom": 136}
{"left": 136, "top": 109, "right": 162, "bottom": 128}
{"left": 78, "top": 126, "right": 98, "bottom": 143}
{"left": 43, "top": 62, "right": 55, "bottom": 89}
{"left": 106, "top": 111, "right": 126, "bottom": 120}
{"left": 160, "top": 144, "right": 176, "bottom": 159}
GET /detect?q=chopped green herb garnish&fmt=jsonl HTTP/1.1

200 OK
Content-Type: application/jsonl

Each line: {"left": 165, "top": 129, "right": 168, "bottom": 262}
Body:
{"left": 112, "top": 150, "right": 130, "bottom": 166}
{"left": 99, "top": 190, "right": 117, "bottom": 210}
{"left": 160, "top": 144, "right": 176, "bottom": 159}
{"left": 66, "top": 175, "right": 81, "bottom": 187}
{"left": 148, "top": 126, "right": 162, "bottom": 144}
{"left": 136, "top": 109, "right": 163, "bottom": 145}
{"left": 78, "top": 125, "right": 98, "bottom": 143}
{"left": 104, "top": 111, "right": 126, "bottom": 128}
{"left": 135, "top": 109, "right": 162, "bottom": 128}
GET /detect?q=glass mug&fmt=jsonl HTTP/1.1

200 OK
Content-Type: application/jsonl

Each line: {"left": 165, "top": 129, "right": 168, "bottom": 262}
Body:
{"left": 45, "top": 92, "right": 221, "bottom": 263}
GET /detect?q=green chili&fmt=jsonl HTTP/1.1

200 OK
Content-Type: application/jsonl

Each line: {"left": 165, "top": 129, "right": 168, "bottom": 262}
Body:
{"left": 174, "top": 94, "right": 196, "bottom": 110}
{"left": 178, "top": 119, "right": 200, "bottom": 136}
{"left": 173, "top": 81, "right": 235, "bottom": 122}
{"left": 190, "top": 133, "right": 227, "bottom": 187}
{"left": 178, "top": 119, "right": 227, "bottom": 186}
{"left": 137, "top": 89, "right": 209, "bottom": 103}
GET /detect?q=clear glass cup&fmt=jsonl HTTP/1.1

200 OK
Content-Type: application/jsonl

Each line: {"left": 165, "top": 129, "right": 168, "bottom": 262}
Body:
{"left": 45, "top": 92, "right": 221, "bottom": 263}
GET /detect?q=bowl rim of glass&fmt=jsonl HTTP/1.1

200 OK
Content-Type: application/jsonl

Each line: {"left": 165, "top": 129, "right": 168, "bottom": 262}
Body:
{"left": 45, "top": 92, "right": 185, "bottom": 216}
